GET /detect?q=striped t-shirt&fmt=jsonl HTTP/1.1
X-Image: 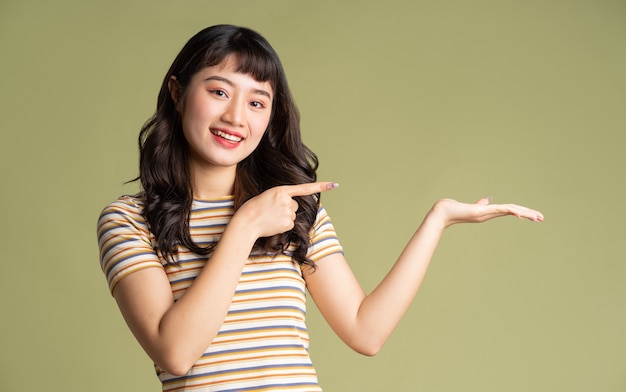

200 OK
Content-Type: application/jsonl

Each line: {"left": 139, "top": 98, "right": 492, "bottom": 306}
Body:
{"left": 97, "top": 194, "right": 343, "bottom": 391}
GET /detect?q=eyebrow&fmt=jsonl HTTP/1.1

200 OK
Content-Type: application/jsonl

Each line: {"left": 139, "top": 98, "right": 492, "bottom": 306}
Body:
{"left": 204, "top": 75, "right": 272, "bottom": 99}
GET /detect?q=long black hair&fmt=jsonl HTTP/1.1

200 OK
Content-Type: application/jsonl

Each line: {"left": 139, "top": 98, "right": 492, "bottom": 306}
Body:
{"left": 138, "top": 24, "right": 319, "bottom": 267}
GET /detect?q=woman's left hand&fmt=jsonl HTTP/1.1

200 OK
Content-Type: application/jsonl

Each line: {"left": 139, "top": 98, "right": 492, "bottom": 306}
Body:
{"left": 430, "top": 197, "right": 544, "bottom": 228}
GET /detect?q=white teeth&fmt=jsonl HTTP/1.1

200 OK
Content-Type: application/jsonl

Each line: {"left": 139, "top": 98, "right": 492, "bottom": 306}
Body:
{"left": 213, "top": 130, "right": 242, "bottom": 142}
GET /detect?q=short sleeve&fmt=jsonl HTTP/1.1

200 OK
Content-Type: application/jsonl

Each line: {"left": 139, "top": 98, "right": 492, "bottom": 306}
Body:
{"left": 306, "top": 204, "right": 343, "bottom": 263}
{"left": 96, "top": 196, "right": 164, "bottom": 294}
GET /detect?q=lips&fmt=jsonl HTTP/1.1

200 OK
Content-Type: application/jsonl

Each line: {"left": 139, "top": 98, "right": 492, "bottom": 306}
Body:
{"left": 211, "top": 129, "right": 243, "bottom": 143}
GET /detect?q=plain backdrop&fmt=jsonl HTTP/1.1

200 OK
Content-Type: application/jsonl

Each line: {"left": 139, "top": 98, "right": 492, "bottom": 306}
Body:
{"left": 1, "top": 0, "right": 625, "bottom": 391}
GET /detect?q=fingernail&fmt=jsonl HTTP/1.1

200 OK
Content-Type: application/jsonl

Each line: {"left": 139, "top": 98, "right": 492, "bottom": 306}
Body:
{"left": 326, "top": 182, "right": 339, "bottom": 190}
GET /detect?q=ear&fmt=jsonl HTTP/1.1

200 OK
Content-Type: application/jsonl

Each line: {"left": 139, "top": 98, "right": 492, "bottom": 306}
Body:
{"left": 168, "top": 76, "right": 182, "bottom": 111}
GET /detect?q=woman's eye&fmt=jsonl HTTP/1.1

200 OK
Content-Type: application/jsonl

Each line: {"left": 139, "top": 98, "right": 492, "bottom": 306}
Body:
{"left": 210, "top": 89, "right": 227, "bottom": 97}
{"left": 250, "top": 101, "right": 265, "bottom": 108}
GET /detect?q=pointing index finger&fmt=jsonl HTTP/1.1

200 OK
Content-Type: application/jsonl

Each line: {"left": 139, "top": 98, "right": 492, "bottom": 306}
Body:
{"left": 285, "top": 182, "right": 339, "bottom": 197}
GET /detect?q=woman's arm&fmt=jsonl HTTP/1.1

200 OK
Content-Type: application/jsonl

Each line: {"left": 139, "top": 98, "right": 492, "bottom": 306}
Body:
{"left": 112, "top": 214, "right": 258, "bottom": 376}
{"left": 110, "top": 182, "right": 336, "bottom": 376}
{"left": 304, "top": 197, "right": 543, "bottom": 356}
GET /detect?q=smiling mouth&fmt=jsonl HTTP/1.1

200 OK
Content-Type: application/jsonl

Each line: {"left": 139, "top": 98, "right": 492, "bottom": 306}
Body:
{"left": 211, "top": 129, "right": 243, "bottom": 143}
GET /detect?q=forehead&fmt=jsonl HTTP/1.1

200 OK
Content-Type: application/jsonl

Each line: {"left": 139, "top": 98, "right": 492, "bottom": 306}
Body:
{"left": 211, "top": 54, "right": 244, "bottom": 72}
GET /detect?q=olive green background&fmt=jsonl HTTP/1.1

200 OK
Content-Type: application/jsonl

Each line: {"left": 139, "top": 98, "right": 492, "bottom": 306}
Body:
{"left": 1, "top": 0, "right": 624, "bottom": 391}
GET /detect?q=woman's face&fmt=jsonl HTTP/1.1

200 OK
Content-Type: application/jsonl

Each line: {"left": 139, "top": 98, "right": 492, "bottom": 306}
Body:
{"left": 175, "top": 56, "right": 274, "bottom": 174}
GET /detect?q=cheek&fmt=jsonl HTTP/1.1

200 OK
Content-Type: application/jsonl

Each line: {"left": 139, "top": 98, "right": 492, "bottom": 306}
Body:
{"left": 181, "top": 90, "right": 214, "bottom": 121}
{"left": 248, "top": 121, "right": 269, "bottom": 151}
{"left": 253, "top": 114, "right": 272, "bottom": 137}
{"left": 182, "top": 101, "right": 207, "bottom": 124}
{"left": 180, "top": 104, "right": 209, "bottom": 142}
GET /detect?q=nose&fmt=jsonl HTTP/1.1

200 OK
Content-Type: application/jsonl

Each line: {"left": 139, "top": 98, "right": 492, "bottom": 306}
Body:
{"left": 221, "top": 98, "right": 245, "bottom": 126}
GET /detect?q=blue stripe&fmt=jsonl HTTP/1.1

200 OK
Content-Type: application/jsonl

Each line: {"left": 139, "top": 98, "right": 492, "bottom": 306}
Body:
{"left": 227, "top": 305, "right": 305, "bottom": 316}
{"left": 105, "top": 250, "right": 159, "bottom": 276}
{"left": 201, "top": 343, "right": 308, "bottom": 358}
{"left": 217, "top": 325, "right": 308, "bottom": 337}
{"left": 240, "top": 267, "right": 298, "bottom": 276}
{"left": 99, "top": 236, "right": 144, "bottom": 257}
{"left": 190, "top": 222, "right": 228, "bottom": 230}
{"left": 164, "top": 362, "right": 315, "bottom": 384}
{"left": 235, "top": 285, "right": 305, "bottom": 295}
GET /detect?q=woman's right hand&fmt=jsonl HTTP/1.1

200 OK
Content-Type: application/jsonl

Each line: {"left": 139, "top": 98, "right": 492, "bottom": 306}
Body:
{"left": 232, "top": 181, "right": 338, "bottom": 239}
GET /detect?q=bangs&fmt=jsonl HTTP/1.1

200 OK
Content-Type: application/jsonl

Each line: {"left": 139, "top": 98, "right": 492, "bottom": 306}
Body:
{"left": 234, "top": 49, "right": 280, "bottom": 86}
{"left": 199, "top": 31, "right": 281, "bottom": 89}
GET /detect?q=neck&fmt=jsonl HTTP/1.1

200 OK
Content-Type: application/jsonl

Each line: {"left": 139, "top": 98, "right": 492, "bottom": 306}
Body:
{"left": 190, "top": 164, "right": 236, "bottom": 200}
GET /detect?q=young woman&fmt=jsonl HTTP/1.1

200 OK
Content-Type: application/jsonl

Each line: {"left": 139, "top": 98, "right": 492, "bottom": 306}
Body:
{"left": 97, "top": 24, "right": 543, "bottom": 391}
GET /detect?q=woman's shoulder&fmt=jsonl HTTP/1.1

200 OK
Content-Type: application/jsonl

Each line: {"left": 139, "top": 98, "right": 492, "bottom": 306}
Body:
{"left": 315, "top": 202, "right": 332, "bottom": 221}
{"left": 98, "top": 193, "right": 146, "bottom": 225}
{"left": 311, "top": 202, "right": 339, "bottom": 235}
{"left": 102, "top": 193, "right": 144, "bottom": 211}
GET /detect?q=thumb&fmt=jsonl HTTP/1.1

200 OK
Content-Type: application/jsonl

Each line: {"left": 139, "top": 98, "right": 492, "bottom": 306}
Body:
{"left": 475, "top": 196, "right": 493, "bottom": 206}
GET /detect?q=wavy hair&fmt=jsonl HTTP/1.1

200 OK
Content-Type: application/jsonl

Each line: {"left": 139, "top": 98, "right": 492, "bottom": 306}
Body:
{"left": 138, "top": 24, "right": 319, "bottom": 267}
